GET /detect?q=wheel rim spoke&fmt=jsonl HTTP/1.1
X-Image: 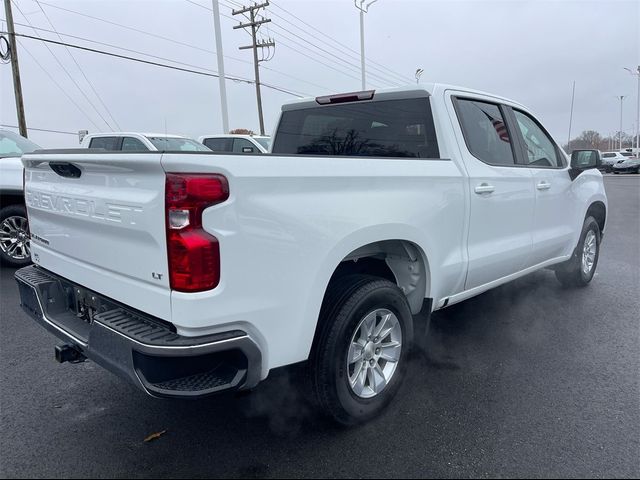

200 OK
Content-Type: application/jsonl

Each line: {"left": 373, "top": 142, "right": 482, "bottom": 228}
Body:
{"left": 363, "top": 315, "right": 376, "bottom": 338}
{"left": 379, "top": 342, "right": 401, "bottom": 363}
{"left": 7, "top": 217, "right": 19, "bottom": 231}
{"left": 348, "top": 342, "right": 364, "bottom": 364}
{"left": 373, "top": 363, "right": 387, "bottom": 391}
{"left": 350, "top": 362, "right": 367, "bottom": 396}
{"left": 373, "top": 313, "right": 391, "bottom": 337}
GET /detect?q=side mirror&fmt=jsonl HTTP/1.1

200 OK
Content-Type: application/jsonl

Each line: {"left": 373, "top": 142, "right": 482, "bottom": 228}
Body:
{"left": 242, "top": 146, "right": 255, "bottom": 153}
{"left": 570, "top": 150, "right": 601, "bottom": 180}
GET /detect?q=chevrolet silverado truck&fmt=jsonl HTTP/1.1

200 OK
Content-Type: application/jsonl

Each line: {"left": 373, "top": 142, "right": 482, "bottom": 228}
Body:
{"left": 15, "top": 85, "right": 607, "bottom": 425}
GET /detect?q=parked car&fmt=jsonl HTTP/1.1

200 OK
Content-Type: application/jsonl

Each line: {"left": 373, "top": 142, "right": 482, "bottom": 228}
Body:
{"left": 198, "top": 134, "right": 271, "bottom": 154}
{"left": 82, "top": 132, "right": 211, "bottom": 152}
{"left": 0, "top": 129, "right": 40, "bottom": 267}
{"left": 612, "top": 156, "right": 640, "bottom": 174}
{"left": 600, "top": 151, "right": 628, "bottom": 172}
{"left": 17, "top": 84, "right": 607, "bottom": 425}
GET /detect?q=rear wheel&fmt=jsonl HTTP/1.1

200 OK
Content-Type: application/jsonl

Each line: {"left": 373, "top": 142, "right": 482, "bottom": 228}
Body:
{"left": 311, "top": 275, "right": 413, "bottom": 425}
{"left": 0, "top": 205, "right": 31, "bottom": 268}
{"left": 555, "top": 216, "right": 600, "bottom": 287}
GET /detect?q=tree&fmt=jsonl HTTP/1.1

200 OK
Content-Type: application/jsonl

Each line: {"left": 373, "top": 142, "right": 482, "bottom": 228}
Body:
{"left": 565, "top": 130, "right": 605, "bottom": 153}
{"left": 229, "top": 128, "right": 255, "bottom": 135}
{"left": 578, "top": 130, "right": 602, "bottom": 148}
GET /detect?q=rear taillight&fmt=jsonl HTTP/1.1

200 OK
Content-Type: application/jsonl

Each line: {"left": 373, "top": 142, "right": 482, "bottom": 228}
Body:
{"left": 165, "top": 173, "right": 229, "bottom": 292}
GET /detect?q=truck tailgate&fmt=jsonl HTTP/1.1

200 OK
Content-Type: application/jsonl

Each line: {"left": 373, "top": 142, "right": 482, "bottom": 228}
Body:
{"left": 22, "top": 152, "right": 171, "bottom": 320}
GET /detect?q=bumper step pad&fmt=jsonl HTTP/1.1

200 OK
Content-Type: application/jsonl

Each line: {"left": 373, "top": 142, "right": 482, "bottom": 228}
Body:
{"left": 152, "top": 364, "right": 241, "bottom": 392}
{"left": 14, "top": 265, "right": 262, "bottom": 398}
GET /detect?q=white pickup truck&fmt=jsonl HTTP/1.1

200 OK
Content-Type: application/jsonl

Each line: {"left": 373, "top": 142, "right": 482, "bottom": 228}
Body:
{"left": 16, "top": 84, "right": 607, "bottom": 425}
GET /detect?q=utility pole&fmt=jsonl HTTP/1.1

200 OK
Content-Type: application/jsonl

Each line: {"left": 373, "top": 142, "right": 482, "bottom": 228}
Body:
{"left": 567, "top": 81, "right": 575, "bottom": 149}
{"left": 617, "top": 95, "right": 625, "bottom": 151}
{"left": 233, "top": 2, "right": 274, "bottom": 136}
{"left": 211, "top": 0, "right": 229, "bottom": 134}
{"left": 3, "top": 0, "right": 27, "bottom": 137}
{"left": 354, "top": 0, "right": 378, "bottom": 90}
{"left": 624, "top": 66, "right": 640, "bottom": 152}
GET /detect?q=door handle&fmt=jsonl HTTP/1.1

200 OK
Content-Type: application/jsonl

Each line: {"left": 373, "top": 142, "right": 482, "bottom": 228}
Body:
{"left": 536, "top": 181, "right": 551, "bottom": 191}
{"left": 474, "top": 183, "right": 495, "bottom": 194}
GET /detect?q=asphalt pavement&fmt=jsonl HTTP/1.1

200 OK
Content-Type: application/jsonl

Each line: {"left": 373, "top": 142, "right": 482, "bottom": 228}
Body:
{"left": 0, "top": 175, "right": 638, "bottom": 478}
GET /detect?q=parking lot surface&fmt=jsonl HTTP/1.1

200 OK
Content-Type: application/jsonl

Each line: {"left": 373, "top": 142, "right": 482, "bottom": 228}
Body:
{"left": 0, "top": 176, "right": 638, "bottom": 478}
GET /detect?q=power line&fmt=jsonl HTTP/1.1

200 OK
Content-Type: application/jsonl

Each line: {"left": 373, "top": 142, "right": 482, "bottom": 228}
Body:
{"left": 34, "top": 0, "right": 121, "bottom": 130}
{"left": 17, "top": 41, "right": 103, "bottom": 130}
{"left": 189, "top": 0, "right": 385, "bottom": 87}
{"left": 1, "top": 123, "right": 77, "bottom": 135}
{"left": 183, "top": 1, "right": 331, "bottom": 92}
{"left": 266, "top": 22, "right": 391, "bottom": 87}
{"left": 275, "top": 35, "right": 363, "bottom": 84}
{"left": 268, "top": 0, "right": 410, "bottom": 85}
{"left": 34, "top": 2, "right": 327, "bottom": 94}
{"left": 38, "top": 1, "right": 250, "bottom": 66}
{"left": 7, "top": 32, "right": 306, "bottom": 97}
{"left": 13, "top": 20, "right": 328, "bottom": 95}
{"left": 219, "top": 0, "right": 405, "bottom": 87}
{"left": 11, "top": 0, "right": 113, "bottom": 130}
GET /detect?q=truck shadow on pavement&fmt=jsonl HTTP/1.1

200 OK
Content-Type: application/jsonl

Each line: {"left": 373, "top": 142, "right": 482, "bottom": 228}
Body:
{"left": 138, "top": 269, "right": 568, "bottom": 436}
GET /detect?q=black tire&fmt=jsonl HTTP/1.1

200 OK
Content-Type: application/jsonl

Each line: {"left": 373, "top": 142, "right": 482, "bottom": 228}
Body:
{"left": 0, "top": 204, "right": 31, "bottom": 268}
{"left": 311, "top": 274, "right": 413, "bottom": 426}
{"left": 555, "top": 216, "right": 600, "bottom": 287}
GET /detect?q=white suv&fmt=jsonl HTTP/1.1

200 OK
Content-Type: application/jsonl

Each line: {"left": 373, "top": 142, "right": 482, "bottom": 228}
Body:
{"left": 82, "top": 132, "right": 211, "bottom": 152}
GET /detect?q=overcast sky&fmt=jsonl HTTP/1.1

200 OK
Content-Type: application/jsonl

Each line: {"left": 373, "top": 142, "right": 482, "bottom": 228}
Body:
{"left": 1, "top": 0, "right": 639, "bottom": 148}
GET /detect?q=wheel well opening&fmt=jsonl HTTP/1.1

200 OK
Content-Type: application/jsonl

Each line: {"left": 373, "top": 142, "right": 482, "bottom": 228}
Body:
{"left": 310, "top": 240, "right": 430, "bottom": 358}
{"left": 325, "top": 240, "right": 429, "bottom": 315}
{"left": 586, "top": 202, "right": 606, "bottom": 234}
{"left": 0, "top": 194, "right": 25, "bottom": 209}
{"left": 329, "top": 256, "right": 395, "bottom": 285}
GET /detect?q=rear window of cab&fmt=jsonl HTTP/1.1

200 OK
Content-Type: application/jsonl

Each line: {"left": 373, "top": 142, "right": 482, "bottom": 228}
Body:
{"left": 272, "top": 98, "right": 440, "bottom": 159}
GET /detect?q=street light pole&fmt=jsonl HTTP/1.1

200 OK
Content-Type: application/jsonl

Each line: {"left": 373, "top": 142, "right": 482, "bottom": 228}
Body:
{"left": 354, "top": 0, "right": 378, "bottom": 90}
{"left": 567, "top": 80, "right": 576, "bottom": 149}
{"left": 624, "top": 66, "right": 640, "bottom": 153}
{"left": 211, "top": 0, "right": 229, "bottom": 134}
{"left": 618, "top": 95, "right": 625, "bottom": 151}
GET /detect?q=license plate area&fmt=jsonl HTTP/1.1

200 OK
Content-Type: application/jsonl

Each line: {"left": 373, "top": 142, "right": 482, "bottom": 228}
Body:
{"left": 71, "top": 285, "right": 99, "bottom": 324}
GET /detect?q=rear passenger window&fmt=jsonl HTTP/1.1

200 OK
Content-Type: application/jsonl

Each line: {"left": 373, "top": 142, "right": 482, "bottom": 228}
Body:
{"left": 121, "top": 137, "right": 147, "bottom": 151}
{"left": 203, "top": 138, "right": 233, "bottom": 152}
{"left": 233, "top": 138, "right": 257, "bottom": 153}
{"left": 513, "top": 110, "right": 561, "bottom": 168}
{"left": 88, "top": 137, "right": 121, "bottom": 151}
{"left": 455, "top": 99, "right": 515, "bottom": 166}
